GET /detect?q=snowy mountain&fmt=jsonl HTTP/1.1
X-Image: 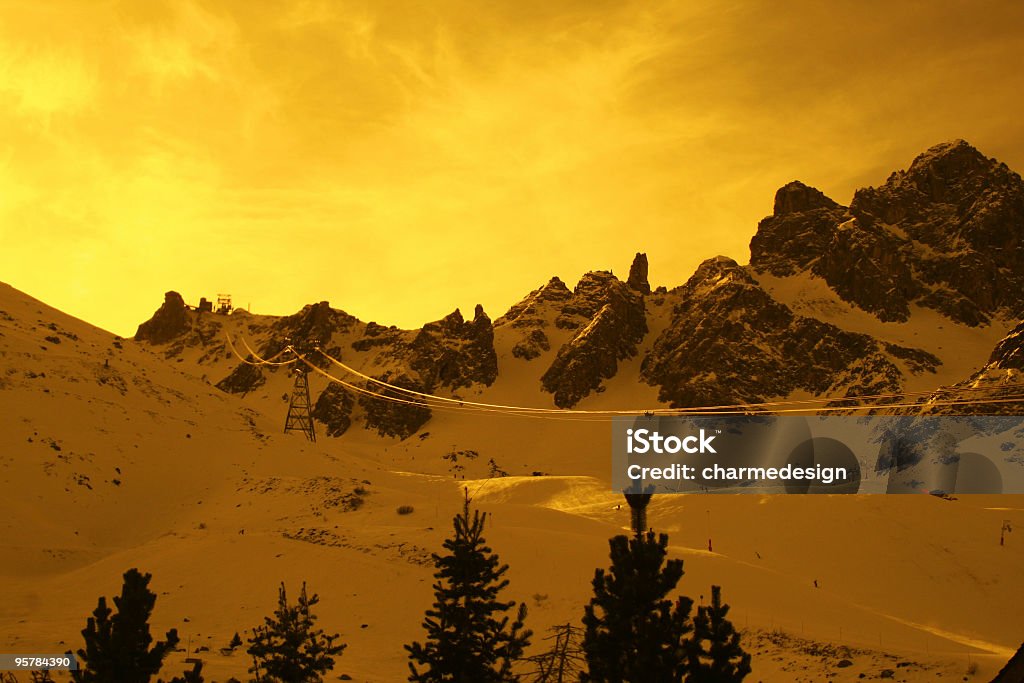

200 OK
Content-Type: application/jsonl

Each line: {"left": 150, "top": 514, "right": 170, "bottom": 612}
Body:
{"left": 127, "top": 141, "right": 1022, "bottom": 432}
{"left": 3, "top": 140, "right": 1024, "bottom": 682}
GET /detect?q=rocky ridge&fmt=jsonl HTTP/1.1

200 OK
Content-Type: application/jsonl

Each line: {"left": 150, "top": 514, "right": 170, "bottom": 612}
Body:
{"left": 539, "top": 267, "right": 648, "bottom": 408}
{"left": 751, "top": 140, "right": 1024, "bottom": 325}
{"left": 134, "top": 291, "right": 194, "bottom": 345}
{"left": 639, "top": 256, "right": 939, "bottom": 407}
{"left": 132, "top": 140, "right": 1024, "bottom": 434}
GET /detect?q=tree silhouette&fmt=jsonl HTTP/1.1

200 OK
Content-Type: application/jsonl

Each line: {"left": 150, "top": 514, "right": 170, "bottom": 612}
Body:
{"left": 581, "top": 532, "right": 693, "bottom": 682}
{"left": 71, "top": 568, "right": 179, "bottom": 683}
{"left": 247, "top": 582, "right": 345, "bottom": 683}
{"left": 405, "top": 493, "right": 532, "bottom": 682}
{"left": 686, "top": 586, "right": 751, "bottom": 682}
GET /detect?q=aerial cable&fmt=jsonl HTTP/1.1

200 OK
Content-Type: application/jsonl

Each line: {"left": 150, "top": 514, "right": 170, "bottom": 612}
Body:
{"left": 225, "top": 333, "right": 1024, "bottom": 418}
{"left": 290, "top": 350, "right": 613, "bottom": 422}
{"left": 294, "top": 349, "right": 1024, "bottom": 418}
{"left": 316, "top": 345, "right": 1024, "bottom": 416}
{"left": 224, "top": 332, "right": 297, "bottom": 366}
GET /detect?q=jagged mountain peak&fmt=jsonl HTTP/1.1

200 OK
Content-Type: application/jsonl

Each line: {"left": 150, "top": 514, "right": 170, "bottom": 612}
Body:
{"left": 573, "top": 268, "right": 618, "bottom": 291}
{"left": 906, "top": 138, "right": 989, "bottom": 177}
{"left": 418, "top": 305, "right": 493, "bottom": 338}
{"left": 627, "top": 252, "right": 651, "bottom": 294}
{"left": 751, "top": 140, "right": 1024, "bottom": 326}
{"left": 134, "top": 290, "right": 190, "bottom": 343}
{"left": 772, "top": 180, "right": 842, "bottom": 216}
{"left": 541, "top": 276, "right": 571, "bottom": 297}
{"left": 123, "top": 138, "right": 1023, "bottom": 439}
{"left": 852, "top": 138, "right": 1022, "bottom": 221}
{"left": 688, "top": 255, "right": 749, "bottom": 283}
{"left": 275, "top": 300, "right": 360, "bottom": 344}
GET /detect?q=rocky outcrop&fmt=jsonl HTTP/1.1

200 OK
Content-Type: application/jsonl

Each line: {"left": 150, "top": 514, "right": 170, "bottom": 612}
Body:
{"left": 272, "top": 301, "right": 360, "bottom": 349}
{"left": 408, "top": 305, "right": 498, "bottom": 390}
{"left": 352, "top": 322, "right": 404, "bottom": 351}
{"left": 847, "top": 140, "right": 1024, "bottom": 324}
{"left": 215, "top": 361, "right": 266, "bottom": 395}
{"left": 989, "top": 320, "right": 1024, "bottom": 371}
{"left": 497, "top": 277, "right": 572, "bottom": 363}
{"left": 554, "top": 271, "right": 635, "bottom": 330}
{"left": 627, "top": 252, "right": 651, "bottom": 294}
{"left": 312, "top": 384, "right": 355, "bottom": 437}
{"left": 640, "top": 257, "right": 937, "bottom": 407}
{"left": 134, "top": 291, "right": 191, "bottom": 343}
{"left": 540, "top": 271, "right": 647, "bottom": 407}
{"left": 750, "top": 182, "right": 847, "bottom": 276}
{"left": 359, "top": 372, "right": 432, "bottom": 439}
{"left": 497, "top": 277, "right": 573, "bottom": 328}
{"left": 750, "top": 141, "right": 1024, "bottom": 326}
{"left": 512, "top": 328, "right": 550, "bottom": 360}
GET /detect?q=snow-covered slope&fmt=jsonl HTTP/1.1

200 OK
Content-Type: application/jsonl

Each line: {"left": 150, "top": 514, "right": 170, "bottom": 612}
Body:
{"left": 4, "top": 139, "right": 1024, "bottom": 682}
{"left": 3, "top": 278, "right": 1024, "bottom": 682}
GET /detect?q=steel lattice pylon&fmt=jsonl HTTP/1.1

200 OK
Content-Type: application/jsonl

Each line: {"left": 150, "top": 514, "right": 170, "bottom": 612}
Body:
{"left": 284, "top": 366, "right": 316, "bottom": 442}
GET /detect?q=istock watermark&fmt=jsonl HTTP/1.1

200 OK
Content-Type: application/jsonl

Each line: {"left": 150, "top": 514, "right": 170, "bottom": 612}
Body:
{"left": 611, "top": 415, "right": 1024, "bottom": 494}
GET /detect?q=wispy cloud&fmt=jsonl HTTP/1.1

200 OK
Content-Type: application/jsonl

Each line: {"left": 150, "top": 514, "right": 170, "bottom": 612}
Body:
{"left": 0, "top": 0, "right": 1022, "bottom": 334}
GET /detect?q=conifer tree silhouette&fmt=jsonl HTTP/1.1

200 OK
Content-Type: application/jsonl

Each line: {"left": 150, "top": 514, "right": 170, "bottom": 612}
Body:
{"left": 686, "top": 586, "right": 751, "bottom": 682}
{"left": 71, "top": 568, "right": 179, "bottom": 683}
{"left": 581, "top": 532, "right": 693, "bottom": 682}
{"left": 247, "top": 582, "right": 345, "bottom": 683}
{"left": 405, "top": 492, "right": 532, "bottom": 682}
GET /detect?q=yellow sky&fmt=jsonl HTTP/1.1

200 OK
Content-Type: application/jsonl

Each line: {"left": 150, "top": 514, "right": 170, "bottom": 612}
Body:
{"left": 1, "top": 0, "right": 1022, "bottom": 335}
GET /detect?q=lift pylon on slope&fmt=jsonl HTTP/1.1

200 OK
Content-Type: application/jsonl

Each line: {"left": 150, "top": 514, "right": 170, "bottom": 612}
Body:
{"left": 283, "top": 337, "right": 318, "bottom": 442}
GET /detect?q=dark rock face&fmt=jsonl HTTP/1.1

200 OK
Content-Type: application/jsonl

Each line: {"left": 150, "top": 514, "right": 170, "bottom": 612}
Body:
{"left": 773, "top": 180, "right": 841, "bottom": 215}
{"left": 352, "top": 322, "right": 404, "bottom": 351}
{"left": 496, "top": 277, "right": 573, "bottom": 362}
{"left": 640, "top": 257, "right": 937, "bottom": 407}
{"left": 750, "top": 141, "right": 1024, "bottom": 325}
{"left": 811, "top": 218, "right": 917, "bottom": 322}
{"left": 627, "top": 252, "right": 651, "bottom": 294}
{"left": 750, "top": 182, "right": 848, "bottom": 277}
{"left": 215, "top": 361, "right": 266, "bottom": 395}
{"left": 988, "top": 320, "right": 1024, "bottom": 371}
{"left": 847, "top": 141, "right": 1024, "bottom": 324}
{"left": 408, "top": 305, "right": 498, "bottom": 390}
{"left": 541, "top": 271, "right": 647, "bottom": 407}
{"left": 273, "top": 301, "right": 359, "bottom": 349}
{"left": 555, "top": 271, "right": 630, "bottom": 330}
{"left": 134, "top": 291, "right": 191, "bottom": 343}
{"left": 497, "top": 277, "right": 572, "bottom": 328}
{"left": 359, "top": 372, "right": 432, "bottom": 439}
{"left": 512, "top": 328, "right": 550, "bottom": 360}
{"left": 312, "top": 384, "right": 354, "bottom": 437}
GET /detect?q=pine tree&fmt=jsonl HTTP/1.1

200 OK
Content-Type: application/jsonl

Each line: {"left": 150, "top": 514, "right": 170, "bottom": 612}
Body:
{"left": 247, "top": 582, "right": 345, "bottom": 683}
{"left": 685, "top": 586, "right": 751, "bottom": 683}
{"left": 71, "top": 568, "right": 179, "bottom": 683}
{"left": 405, "top": 493, "right": 532, "bottom": 682}
{"left": 581, "top": 532, "right": 693, "bottom": 683}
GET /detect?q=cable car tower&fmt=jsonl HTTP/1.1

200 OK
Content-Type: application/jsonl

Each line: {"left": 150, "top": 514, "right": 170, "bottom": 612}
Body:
{"left": 284, "top": 337, "right": 318, "bottom": 442}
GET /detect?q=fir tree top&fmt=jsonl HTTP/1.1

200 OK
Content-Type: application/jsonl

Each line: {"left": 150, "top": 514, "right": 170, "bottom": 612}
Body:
{"left": 405, "top": 492, "right": 531, "bottom": 682}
